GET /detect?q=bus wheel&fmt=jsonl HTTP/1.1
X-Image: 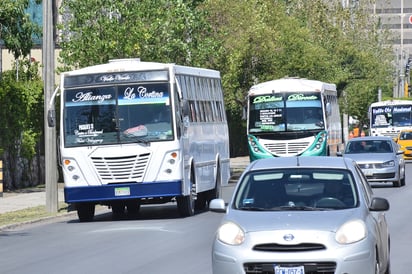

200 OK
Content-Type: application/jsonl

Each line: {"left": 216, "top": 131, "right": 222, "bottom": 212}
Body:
{"left": 195, "top": 192, "right": 207, "bottom": 210}
{"left": 112, "top": 202, "right": 126, "bottom": 219}
{"left": 126, "top": 199, "right": 141, "bottom": 216}
{"left": 208, "top": 165, "right": 222, "bottom": 204}
{"left": 77, "top": 203, "right": 95, "bottom": 222}
{"left": 177, "top": 178, "right": 195, "bottom": 217}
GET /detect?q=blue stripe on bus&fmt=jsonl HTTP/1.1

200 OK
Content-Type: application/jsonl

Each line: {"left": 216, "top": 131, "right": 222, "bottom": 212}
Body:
{"left": 64, "top": 181, "right": 182, "bottom": 203}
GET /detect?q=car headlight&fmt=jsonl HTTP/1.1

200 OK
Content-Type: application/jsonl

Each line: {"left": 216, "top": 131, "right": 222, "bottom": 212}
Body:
{"left": 217, "top": 222, "right": 245, "bottom": 245}
{"left": 335, "top": 219, "right": 367, "bottom": 244}
{"left": 382, "top": 160, "right": 395, "bottom": 167}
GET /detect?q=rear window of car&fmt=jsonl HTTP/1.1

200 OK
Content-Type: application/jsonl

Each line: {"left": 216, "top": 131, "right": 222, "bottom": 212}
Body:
{"left": 234, "top": 168, "right": 358, "bottom": 210}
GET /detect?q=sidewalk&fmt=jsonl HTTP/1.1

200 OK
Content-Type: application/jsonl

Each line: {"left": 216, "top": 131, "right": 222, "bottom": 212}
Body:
{"left": 0, "top": 184, "right": 65, "bottom": 214}
{"left": 0, "top": 156, "right": 250, "bottom": 214}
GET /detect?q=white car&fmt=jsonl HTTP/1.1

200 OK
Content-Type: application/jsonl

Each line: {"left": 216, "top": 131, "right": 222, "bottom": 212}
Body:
{"left": 341, "top": 136, "right": 406, "bottom": 187}
{"left": 210, "top": 156, "right": 390, "bottom": 274}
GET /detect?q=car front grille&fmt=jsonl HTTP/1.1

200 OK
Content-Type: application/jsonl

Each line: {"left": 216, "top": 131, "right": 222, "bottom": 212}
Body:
{"left": 91, "top": 153, "right": 150, "bottom": 183}
{"left": 253, "top": 243, "right": 326, "bottom": 252}
{"left": 243, "top": 262, "right": 336, "bottom": 274}
{"left": 365, "top": 173, "right": 395, "bottom": 179}
{"left": 358, "top": 163, "right": 383, "bottom": 169}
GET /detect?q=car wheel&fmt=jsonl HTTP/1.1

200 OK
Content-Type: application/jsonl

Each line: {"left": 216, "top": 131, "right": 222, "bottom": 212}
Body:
{"left": 393, "top": 170, "right": 402, "bottom": 187}
{"left": 401, "top": 170, "right": 406, "bottom": 186}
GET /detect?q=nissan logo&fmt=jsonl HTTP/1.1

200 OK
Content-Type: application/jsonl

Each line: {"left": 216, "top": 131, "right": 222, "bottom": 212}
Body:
{"left": 283, "top": 234, "right": 295, "bottom": 241}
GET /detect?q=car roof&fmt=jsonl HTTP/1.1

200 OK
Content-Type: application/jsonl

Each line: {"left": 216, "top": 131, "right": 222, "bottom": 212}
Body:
{"left": 347, "top": 136, "right": 393, "bottom": 142}
{"left": 246, "top": 156, "right": 354, "bottom": 172}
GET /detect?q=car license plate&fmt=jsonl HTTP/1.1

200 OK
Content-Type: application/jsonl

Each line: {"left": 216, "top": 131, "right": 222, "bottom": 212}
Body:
{"left": 274, "top": 265, "right": 304, "bottom": 274}
{"left": 115, "top": 187, "right": 130, "bottom": 196}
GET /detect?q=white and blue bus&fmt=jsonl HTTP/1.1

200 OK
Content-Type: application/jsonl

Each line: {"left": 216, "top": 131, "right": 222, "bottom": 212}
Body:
{"left": 247, "top": 78, "right": 343, "bottom": 161}
{"left": 51, "top": 59, "right": 230, "bottom": 221}
{"left": 369, "top": 100, "right": 412, "bottom": 138}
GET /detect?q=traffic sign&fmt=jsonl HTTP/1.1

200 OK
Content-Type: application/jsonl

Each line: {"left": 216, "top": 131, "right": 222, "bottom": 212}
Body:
{"left": 409, "top": 15, "right": 412, "bottom": 25}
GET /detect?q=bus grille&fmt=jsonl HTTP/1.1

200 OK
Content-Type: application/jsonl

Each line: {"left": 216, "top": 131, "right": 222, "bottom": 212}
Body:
{"left": 91, "top": 153, "right": 150, "bottom": 183}
{"left": 264, "top": 142, "right": 311, "bottom": 156}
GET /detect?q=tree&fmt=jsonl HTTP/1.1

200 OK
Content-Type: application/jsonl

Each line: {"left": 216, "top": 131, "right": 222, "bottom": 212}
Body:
{"left": 0, "top": 60, "right": 44, "bottom": 189}
{"left": 57, "top": 0, "right": 395, "bottom": 156}
{"left": 0, "top": 0, "right": 44, "bottom": 189}
{"left": 58, "top": 0, "right": 218, "bottom": 70}
{"left": 0, "top": 0, "right": 42, "bottom": 60}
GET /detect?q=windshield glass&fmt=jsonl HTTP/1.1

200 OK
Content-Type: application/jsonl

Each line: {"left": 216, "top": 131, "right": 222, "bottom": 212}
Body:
{"left": 248, "top": 92, "right": 324, "bottom": 133}
{"left": 233, "top": 168, "right": 358, "bottom": 210}
{"left": 64, "top": 82, "right": 173, "bottom": 147}
{"left": 345, "top": 140, "right": 393, "bottom": 154}
{"left": 371, "top": 105, "right": 412, "bottom": 128}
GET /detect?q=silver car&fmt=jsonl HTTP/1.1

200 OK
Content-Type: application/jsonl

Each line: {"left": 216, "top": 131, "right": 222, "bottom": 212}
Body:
{"left": 341, "top": 136, "right": 406, "bottom": 187}
{"left": 210, "top": 156, "right": 390, "bottom": 274}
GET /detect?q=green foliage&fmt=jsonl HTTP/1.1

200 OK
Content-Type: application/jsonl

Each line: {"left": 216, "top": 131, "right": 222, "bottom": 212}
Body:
{"left": 58, "top": 0, "right": 217, "bottom": 70}
{"left": 0, "top": 60, "right": 43, "bottom": 188}
{"left": 0, "top": 0, "right": 42, "bottom": 60}
{"left": 57, "top": 0, "right": 394, "bottom": 157}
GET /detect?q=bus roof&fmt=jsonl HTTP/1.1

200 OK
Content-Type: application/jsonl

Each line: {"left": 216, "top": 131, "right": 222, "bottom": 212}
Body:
{"left": 370, "top": 100, "right": 412, "bottom": 107}
{"left": 249, "top": 78, "right": 336, "bottom": 95}
{"left": 62, "top": 58, "right": 220, "bottom": 78}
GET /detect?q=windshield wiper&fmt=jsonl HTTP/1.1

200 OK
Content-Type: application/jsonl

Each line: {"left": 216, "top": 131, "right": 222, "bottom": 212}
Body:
{"left": 238, "top": 206, "right": 270, "bottom": 211}
{"left": 276, "top": 205, "right": 327, "bottom": 211}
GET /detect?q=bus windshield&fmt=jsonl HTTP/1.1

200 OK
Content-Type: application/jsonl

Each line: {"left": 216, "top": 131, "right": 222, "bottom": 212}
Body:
{"left": 248, "top": 92, "right": 324, "bottom": 133}
{"left": 64, "top": 82, "right": 173, "bottom": 147}
{"left": 371, "top": 105, "right": 412, "bottom": 128}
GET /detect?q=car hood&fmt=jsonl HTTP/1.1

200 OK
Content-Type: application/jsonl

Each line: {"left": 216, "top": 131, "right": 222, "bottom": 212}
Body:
{"left": 397, "top": 140, "right": 412, "bottom": 147}
{"left": 344, "top": 153, "right": 394, "bottom": 163}
{"left": 225, "top": 208, "right": 363, "bottom": 233}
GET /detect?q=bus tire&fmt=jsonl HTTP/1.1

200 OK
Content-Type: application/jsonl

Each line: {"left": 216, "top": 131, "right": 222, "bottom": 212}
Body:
{"left": 177, "top": 173, "right": 195, "bottom": 217}
{"left": 126, "top": 199, "right": 141, "bottom": 216}
{"left": 77, "top": 203, "right": 95, "bottom": 222}
{"left": 207, "top": 164, "right": 221, "bottom": 205}
{"left": 177, "top": 194, "right": 195, "bottom": 217}
{"left": 112, "top": 202, "right": 126, "bottom": 219}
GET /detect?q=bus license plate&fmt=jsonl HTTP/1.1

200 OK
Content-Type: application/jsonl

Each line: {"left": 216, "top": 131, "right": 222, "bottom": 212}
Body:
{"left": 115, "top": 187, "right": 130, "bottom": 196}
{"left": 274, "top": 265, "right": 304, "bottom": 274}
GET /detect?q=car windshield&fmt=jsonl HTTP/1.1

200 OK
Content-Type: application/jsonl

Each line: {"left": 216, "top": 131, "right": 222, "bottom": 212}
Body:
{"left": 399, "top": 131, "right": 412, "bottom": 140}
{"left": 233, "top": 168, "right": 358, "bottom": 211}
{"left": 345, "top": 140, "right": 392, "bottom": 154}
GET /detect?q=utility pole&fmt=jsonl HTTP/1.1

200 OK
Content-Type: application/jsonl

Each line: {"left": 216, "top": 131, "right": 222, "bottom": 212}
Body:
{"left": 43, "top": 0, "right": 58, "bottom": 212}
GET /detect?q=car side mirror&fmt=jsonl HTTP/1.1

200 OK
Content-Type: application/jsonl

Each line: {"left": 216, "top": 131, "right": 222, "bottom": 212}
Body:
{"left": 209, "top": 198, "right": 227, "bottom": 213}
{"left": 370, "top": 197, "right": 389, "bottom": 211}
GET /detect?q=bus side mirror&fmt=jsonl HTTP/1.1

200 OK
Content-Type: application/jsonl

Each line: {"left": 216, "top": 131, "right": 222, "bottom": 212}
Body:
{"left": 47, "top": 109, "right": 56, "bottom": 127}
{"left": 325, "top": 102, "right": 332, "bottom": 117}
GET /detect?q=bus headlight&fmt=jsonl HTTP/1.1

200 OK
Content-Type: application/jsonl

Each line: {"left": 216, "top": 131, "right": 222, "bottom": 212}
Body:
{"left": 63, "top": 158, "right": 85, "bottom": 184}
{"left": 159, "top": 151, "right": 180, "bottom": 179}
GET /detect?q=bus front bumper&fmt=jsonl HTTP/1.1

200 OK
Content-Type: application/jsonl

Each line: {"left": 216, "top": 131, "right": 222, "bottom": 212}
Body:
{"left": 64, "top": 181, "right": 182, "bottom": 204}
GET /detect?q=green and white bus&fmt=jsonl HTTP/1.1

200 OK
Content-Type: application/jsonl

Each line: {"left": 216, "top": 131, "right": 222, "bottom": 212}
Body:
{"left": 247, "top": 78, "right": 343, "bottom": 161}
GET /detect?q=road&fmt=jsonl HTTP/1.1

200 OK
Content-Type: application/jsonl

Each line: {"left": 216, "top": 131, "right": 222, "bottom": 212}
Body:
{"left": 0, "top": 164, "right": 411, "bottom": 274}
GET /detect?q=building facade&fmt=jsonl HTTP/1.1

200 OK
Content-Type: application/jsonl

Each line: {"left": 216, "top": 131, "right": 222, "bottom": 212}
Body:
{"left": 373, "top": 0, "right": 412, "bottom": 97}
